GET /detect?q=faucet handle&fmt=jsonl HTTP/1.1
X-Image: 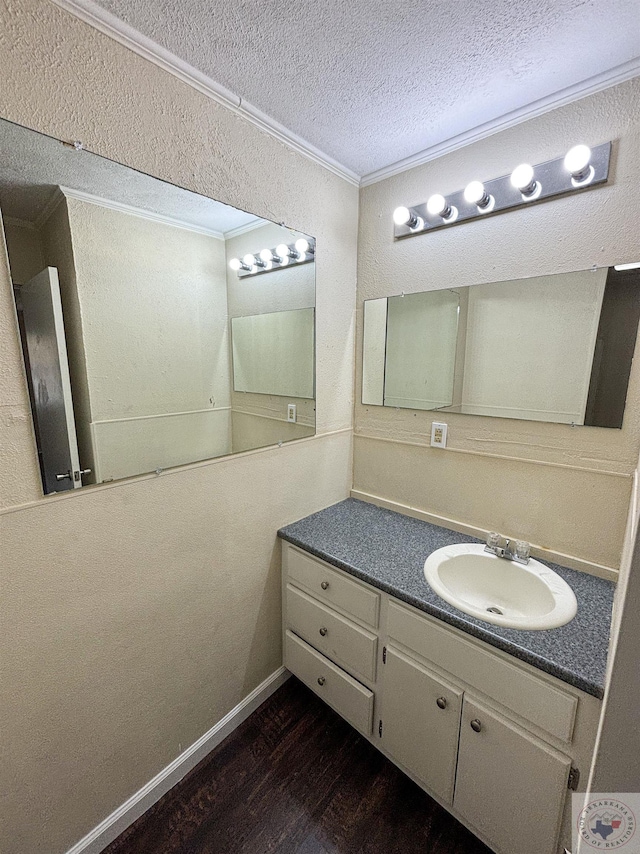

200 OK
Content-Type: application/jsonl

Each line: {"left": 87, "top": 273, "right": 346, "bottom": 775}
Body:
{"left": 515, "top": 540, "right": 531, "bottom": 561}
{"left": 486, "top": 532, "right": 501, "bottom": 550}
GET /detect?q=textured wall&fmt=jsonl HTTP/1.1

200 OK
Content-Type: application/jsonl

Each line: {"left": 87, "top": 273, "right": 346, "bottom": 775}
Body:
{"left": 0, "top": 1, "right": 357, "bottom": 851}
{"left": 355, "top": 78, "right": 640, "bottom": 572}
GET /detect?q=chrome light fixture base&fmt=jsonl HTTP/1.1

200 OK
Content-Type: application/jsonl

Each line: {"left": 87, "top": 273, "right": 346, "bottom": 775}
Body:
{"left": 393, "top": 141, "right": 611, "bottom": 240}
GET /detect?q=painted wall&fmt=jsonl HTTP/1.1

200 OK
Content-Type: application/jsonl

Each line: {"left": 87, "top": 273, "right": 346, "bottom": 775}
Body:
{"left": 0, "top": 3, "right": 357, "bottom": 853}
{"left": 355, "top": 78, "right": 640, "bottom": 574}
{"left": 226, "top": 222, "right": 316, "bottom": 451}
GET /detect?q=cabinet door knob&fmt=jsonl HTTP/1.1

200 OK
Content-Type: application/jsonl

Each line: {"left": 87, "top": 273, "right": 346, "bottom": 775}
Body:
{"left": 319, "top": 626, "right": 328, "bottom": 637}
{"left": 436, "top": 697, "right": 447, "bottom": 709}
{"left": 321, "top": 581, "right": 329, "bottom": 590}
{"left": 470, "top": 719, "right": 482, "bottom": 733}
{"left": 317, "top": 676, "right": 326, "bottom": 686}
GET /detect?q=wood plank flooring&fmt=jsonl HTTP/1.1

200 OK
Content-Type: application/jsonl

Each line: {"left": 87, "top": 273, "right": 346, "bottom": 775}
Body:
{"left": 104, "top": 677, "right": 491, "bottom": 854}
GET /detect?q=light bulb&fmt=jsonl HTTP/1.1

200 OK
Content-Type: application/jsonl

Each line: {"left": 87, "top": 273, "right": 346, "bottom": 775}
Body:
{"left": 426, "top": 193, "right": 457, "bottom": 222}
{"left": 295, "top": 238, "right": 310, "bottom": 255}
{"left": 510, "top": 163, "right": 539, "bottom": 198}
{"left": 464, "top": 180, "right": 493, "bottom": 211}
{"left": 393, "top": 206, "right": 423, "bottom": 230}
{"left": 564, "top": 144, "right": 593, "bottom": 185}
{"left": 564, "top": 145, "right": 591, "bottom": 175}
{"left": 276, "top": 243, "right": 290, "bottom": 260}
{"left": 243, "top": 253, "right": 257, "bottom": 267}
{"left": 229, "top": 258, "right": 241, "bottom": 271}
{"left": 393, "top": 206, "right": 411, "bottom": 225}
{"left": 464, "top": 181, "right": 485, "bottom": 204}
{"left": 427, "top": 194, "right": 449, "bottom": 217}
{"left": 259, "top": 248, "right": 273, "bottom": 263}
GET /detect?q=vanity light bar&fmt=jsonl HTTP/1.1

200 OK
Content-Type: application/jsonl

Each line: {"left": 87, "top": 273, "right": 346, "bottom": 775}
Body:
{"left": 229, "top": 237, "right": 315, "bottom": 279}
{"left": 393, "top": 142, "right": 612, "bottom": 240}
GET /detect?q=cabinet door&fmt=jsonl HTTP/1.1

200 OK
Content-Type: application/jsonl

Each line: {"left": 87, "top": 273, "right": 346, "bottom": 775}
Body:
{"left": 454, "top": 698, "right": 571, "bottom": 854}
{"left": 381, "top": 647, "right": 462, "bottom": 804}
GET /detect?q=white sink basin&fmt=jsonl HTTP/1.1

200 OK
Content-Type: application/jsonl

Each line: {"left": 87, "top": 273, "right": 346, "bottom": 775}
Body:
{"left": 423, "top": 544, "right": 577, "bottom": 630}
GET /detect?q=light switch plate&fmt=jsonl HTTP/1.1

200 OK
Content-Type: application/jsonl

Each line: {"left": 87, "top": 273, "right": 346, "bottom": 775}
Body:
{"left": 431, "top": 421, "right": 447, "bottom": 448}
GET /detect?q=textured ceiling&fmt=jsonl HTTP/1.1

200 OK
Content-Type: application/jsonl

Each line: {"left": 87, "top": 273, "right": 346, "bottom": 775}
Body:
{"left": 0, "top": 118, "right": 260, "bottom": 232}
{"left": 87, "top": 0, "right": 640, "bottom": 178}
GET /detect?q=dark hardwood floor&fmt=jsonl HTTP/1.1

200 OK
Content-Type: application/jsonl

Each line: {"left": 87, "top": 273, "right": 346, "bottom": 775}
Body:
{"left": 104, "top": 677, "right": 491, "bottom": 854}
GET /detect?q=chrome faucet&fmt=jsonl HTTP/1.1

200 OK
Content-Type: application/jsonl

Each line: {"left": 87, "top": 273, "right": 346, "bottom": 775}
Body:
{"left": 484, "top": 532, "right": 531, "bottom": 565}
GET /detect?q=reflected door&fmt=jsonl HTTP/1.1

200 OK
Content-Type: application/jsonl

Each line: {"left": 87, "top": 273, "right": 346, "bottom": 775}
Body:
{"left": 21, "top": 267, "right": 82, "bottom": 493}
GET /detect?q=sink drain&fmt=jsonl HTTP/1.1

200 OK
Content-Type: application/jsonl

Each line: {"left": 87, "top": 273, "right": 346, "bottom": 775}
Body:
{"left": 486, "top": 606, "right": 504, "bottom": 615}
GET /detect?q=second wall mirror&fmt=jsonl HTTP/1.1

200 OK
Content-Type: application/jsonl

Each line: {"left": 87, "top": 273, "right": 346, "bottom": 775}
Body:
{"left": 363, "top": 265, "right": 640, "bottom": 428}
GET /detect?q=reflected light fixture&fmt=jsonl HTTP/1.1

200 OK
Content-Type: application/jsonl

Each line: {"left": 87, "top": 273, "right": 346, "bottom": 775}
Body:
{"left": 243, "top": 252, "right": 265, "bottom": 269}
{"left": 392, "top": 141, "right": 611, "bottom": 240}
{"left": 230, "top": 238, "right": 316, "bottom": 278}
{"left": 295, "top": 237, "right": 314, "bottom": 255}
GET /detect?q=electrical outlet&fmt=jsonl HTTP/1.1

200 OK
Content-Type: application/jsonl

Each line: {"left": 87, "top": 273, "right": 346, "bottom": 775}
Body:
{"left": 430, "top": 421, "right": 448, "bottom": 448}
{"left": 287, "top": 404, "right": 297, "bottom": 423}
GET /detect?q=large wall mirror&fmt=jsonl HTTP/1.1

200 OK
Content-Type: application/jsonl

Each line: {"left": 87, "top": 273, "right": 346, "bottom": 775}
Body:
{"left": 0, "top": 118, "right": 316, "bottom": 495}
{"left": 363, "top": 265, "right": 640, "bottom": 428}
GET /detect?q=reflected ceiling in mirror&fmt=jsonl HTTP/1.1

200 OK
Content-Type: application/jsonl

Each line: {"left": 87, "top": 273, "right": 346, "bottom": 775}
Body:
{"left": 0, "top": 118, "right": 315, "bottom": 495}
{"left": 363, "top": 266, "right": 640, "bottom": 428}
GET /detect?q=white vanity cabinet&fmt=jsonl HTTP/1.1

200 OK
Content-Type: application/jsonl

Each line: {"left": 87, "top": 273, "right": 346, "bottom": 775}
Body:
{"left": 381, "top": 646, "right": 463, "bottom": 804}
{"left": 454, "top": 698, "right": 571, "bottom": 854}
{"left": 282, "top": 544, "right": 380, "bottom": 736}
{"left": 281, "top": 542, "right": 601, "bottom": 854}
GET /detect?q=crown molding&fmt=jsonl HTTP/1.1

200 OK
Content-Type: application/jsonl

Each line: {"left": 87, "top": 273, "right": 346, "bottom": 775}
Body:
{"left": 223, "top": 218, "right": 269, "bottom": 240}
{"left": 46, "top": 0, "right": 640, "bottom": 192}
{"left": 57, "top": 186, "right": 225, "bottom": 237}
{"left": 360, "top": 57, "right": 640, "bottom": 187}
{"left": 47, "top": 0, "right": 360, "bottom": 188}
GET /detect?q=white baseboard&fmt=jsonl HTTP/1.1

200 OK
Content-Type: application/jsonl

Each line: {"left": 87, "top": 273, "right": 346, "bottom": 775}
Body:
{"left": 65, "top": 667, "right": 291, "bottom": 854}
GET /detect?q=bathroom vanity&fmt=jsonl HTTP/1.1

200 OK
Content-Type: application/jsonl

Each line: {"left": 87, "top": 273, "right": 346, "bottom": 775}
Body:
{"left": 279, "top": 499, "right": 615, "bottom": 854}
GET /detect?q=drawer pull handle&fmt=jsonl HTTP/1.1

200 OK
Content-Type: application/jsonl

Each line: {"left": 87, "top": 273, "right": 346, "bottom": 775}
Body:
{"left": 470, "top": 719, "right": 482, "bottom": 733}
{"left": 436, "top": 697, "right": 447, "bottom": 710}
{"left": 321, "top": 581, "right": 329, "bottom": 590}
{"left": 317, "top": 676, "right": 326, "bottom": 686}
{"left": 319, "top": 627, "right": 328, "bottom": 637}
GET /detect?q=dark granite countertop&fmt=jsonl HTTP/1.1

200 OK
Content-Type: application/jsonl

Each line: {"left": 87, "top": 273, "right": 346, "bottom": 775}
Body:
{"left": 278, "top": 498, "right": 615, "bottom": 699}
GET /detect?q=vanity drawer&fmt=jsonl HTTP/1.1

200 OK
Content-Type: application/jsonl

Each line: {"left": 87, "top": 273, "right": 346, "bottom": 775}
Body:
{"left": 285, "top": 630, "right": 374, "bottom": 736}
{"left": 387, "top": 601, "right": 577, "bottom": 743}
{"left": 286, "top": 584, "right": 378, "bottom": 682}
{"left": 286, "top": 546, "right": 380, "bottom": 628}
